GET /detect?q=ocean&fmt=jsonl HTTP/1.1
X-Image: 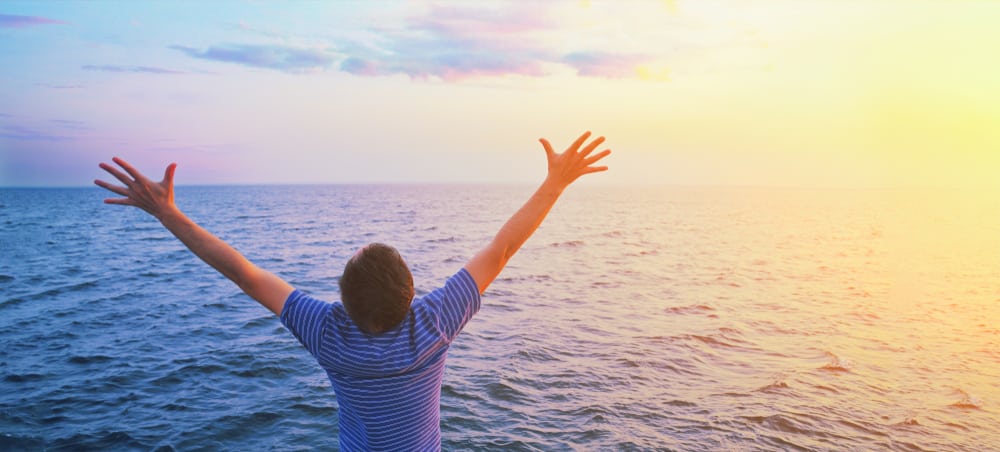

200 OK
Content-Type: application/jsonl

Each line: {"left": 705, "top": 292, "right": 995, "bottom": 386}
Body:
{"left": 1, "top": 185, "right": 997, "bottom": 451}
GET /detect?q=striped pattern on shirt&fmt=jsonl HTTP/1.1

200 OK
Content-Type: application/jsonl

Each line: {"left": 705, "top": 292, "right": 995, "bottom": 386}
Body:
{"left": 280, "top": 268, "right": 481, "bottom": 451}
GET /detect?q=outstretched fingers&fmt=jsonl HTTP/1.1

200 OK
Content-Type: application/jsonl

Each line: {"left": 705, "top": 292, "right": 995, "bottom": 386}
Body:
{"left": 94, "top": 178, "right": 129, "bottom": 197}
{"left": 94, "top": 175, "right": 137, "bottom": 207}
{"left": 577, "top": 136, "right": 605, "bottom": 160}
{"left": 99, "top": 162, "right": 135, "bottom": 188}
{"left": 583, "top": 149, "right": 612, "bottom": 166}
{"left": 568, "top": 131, "right": 592, "bottom": 152}
{"left": 112, "top": 157, "right": 149, "bottom": 183}
{"left": 103, "top": 197, "right": 137, "bottom": 206}
{"left": 95, "top": 159, "right": 179, "bottom": 217}
{"left": 579, "top": 149, "right": 611, "bottom": 177}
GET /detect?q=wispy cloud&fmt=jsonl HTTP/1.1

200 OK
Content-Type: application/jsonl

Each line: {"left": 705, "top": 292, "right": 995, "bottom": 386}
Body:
{"left": 82, "top": 64, "right": 186, "bottom": 74}
{"left": 49, "top": 119, "right": 92, "bottom": 131}
{"left": 0, "top": 14, "right": 68, "bottom": 28}
{"left": 333, "top": 4, "right": 663, "bottom": 82}
{"left": 36, "top": 83, "right": 86, "bottom": 90}
{"left": 167, "top": 4, "right": 670, "bottom": 82}
{"left": 337, "top": 4, "right": 553, "bottom": 81}
{"left": 339, "top": 41, "right": 548, "bottom": 82}
{"left": 408, "top": 4, "right": 555, "bottom": 35}
{"left": 170, "top": 44, "right": 336, "bottom": 73}
{"left": 0, "top": 125, "right": 70, "bottom": 141}
{"left": 231, "top": 20, "right": 286, "bottom": 39}
{"left": 562, "top": 52, "right": 650, "bottom": 78}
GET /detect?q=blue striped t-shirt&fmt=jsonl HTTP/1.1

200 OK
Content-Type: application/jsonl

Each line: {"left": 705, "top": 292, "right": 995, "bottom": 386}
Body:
{"left": 280, "top": 268, "right": 481, "bottom": 451}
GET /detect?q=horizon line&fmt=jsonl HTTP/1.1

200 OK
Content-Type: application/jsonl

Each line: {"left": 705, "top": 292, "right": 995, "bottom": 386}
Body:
{"left": 2, "top": 182, "right": 998, "bottom": 191}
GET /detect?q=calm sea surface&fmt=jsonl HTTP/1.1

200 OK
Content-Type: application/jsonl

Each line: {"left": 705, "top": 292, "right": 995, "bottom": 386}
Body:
{"left": 1, "top": 185, "right": 998, "bottom": 451}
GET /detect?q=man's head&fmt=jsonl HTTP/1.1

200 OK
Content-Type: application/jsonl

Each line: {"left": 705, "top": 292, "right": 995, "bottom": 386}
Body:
{"left": 339, "top": 243, "right": 415, "bottom": 334}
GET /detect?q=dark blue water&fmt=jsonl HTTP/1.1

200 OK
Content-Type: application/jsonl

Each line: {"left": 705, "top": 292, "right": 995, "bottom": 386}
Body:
{"left": 1, "top": 186, "right": 998, "bottom": 450}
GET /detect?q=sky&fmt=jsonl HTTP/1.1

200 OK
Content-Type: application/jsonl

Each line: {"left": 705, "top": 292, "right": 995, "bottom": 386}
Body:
{"left": 1, "top": 0, "right": 999, "bottom": 188}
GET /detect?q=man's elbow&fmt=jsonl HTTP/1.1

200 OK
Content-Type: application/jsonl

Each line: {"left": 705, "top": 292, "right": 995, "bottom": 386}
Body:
{"left": 499, "top": 245, "right": 515, "bottom": 266}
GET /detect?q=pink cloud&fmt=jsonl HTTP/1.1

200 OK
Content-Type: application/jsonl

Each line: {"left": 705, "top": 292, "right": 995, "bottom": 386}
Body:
{"left": 332, "top": 4, "right": 659, "bottom": 82}
{"left": 335, "top": 4, "right": 556, "bottom": 81}
{"left": 562, "top": 52, "right": 650, "bottom": 78}
{"left": 409, "top": 4, "right": 555, "bottom": 35}
{"left": 0, "top": 14, "right": 68, "bottom": 28}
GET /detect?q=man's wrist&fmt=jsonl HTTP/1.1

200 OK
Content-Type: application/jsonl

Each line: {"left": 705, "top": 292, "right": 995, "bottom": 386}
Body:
{"left": 155, "top": 205, "right": 185, "bottom": 224}
{"left": 540, "top": 176, "right": 567, "bottom": 196}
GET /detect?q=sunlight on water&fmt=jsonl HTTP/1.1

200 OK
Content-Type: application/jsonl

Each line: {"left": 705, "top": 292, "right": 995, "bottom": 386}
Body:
{"left": 524, "top": 187, "right": 1000, "bottom": 449}
{"left": 0, "top": 186, "right": 997, "bottom": 450}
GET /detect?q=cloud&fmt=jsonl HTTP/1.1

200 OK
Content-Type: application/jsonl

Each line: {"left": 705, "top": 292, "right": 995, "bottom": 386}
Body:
{"left": 49, "top": 119, "right": 92, "bottom": 131}
{"left": 82, "top": 64, "right": 186, "bottom": 74}
{"left": 408, "top": 4, "right": 555, "bottom": 35}
{"left": 337, "top": 4, "right": 553, "bottom": 81}
{"left": 167, "top": 4, "right": 671, "bottom": 82}
{"left": 332, "top": 3, "right": 665, "bottom": 82}
{"left": 0, "top": 14, "right": 68, "bottom": 28}
{"left": 339, "top": 37, "right": 548, "bottom": 82}
{"left": 170, "top": 44, "right": 336, "bottom": 72}
{"left": 0, "top": 125, "right": 70, "bottom": 141}
{"left": 563, "top": 52, "right": 650, "bottom": 78}
{"left": 36, "top": 83, "right": 85, "bottom": 90}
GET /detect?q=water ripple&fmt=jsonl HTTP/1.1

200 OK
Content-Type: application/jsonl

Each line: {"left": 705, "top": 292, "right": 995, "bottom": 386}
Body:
{"left": 0, "top": 186, "right": 997, "bottom": 450}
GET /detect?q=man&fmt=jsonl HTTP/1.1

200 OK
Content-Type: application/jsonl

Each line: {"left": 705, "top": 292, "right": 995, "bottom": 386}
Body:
{"left": 95, "top": 131, "right": 611, "bottom": 450}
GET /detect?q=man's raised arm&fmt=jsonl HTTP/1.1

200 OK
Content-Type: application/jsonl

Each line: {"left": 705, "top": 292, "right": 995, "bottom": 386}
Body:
{"left": 464, "top": 131, "right": 611, "bottom": 294}
{"left": 94, "top": 157, "right": 293, "bottom": 315}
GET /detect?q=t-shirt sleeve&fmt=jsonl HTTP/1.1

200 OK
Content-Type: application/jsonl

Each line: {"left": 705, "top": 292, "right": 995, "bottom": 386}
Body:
{"left": 422, "top": 268, "right": 482, "bottom": 343}
{"left": 279, "top": 290, "right": 332, "bottom": 359}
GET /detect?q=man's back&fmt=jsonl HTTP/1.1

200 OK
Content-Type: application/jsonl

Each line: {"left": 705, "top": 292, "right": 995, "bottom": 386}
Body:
{"left": 280, "top": 269, "right": 481, "bottom": 450}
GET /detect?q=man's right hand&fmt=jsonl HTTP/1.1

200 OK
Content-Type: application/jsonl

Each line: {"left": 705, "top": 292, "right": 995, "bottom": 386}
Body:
{"left": 95, "top": 157, "right": 294, "bottom": 316}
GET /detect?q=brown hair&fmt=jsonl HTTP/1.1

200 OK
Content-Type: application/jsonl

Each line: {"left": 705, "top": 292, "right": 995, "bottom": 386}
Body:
{"left": 339, "top": 243, "right": 415, "bottom": 334}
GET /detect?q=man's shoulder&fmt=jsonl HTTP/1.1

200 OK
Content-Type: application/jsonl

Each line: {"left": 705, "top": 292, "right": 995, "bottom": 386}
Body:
{"left": 281, "top": 290, "right": 343, "bottom": 324}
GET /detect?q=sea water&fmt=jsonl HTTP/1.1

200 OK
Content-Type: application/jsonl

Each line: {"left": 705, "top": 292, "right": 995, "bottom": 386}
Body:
{"left": 1, "top": 185, "right": 997, "bottom": 451}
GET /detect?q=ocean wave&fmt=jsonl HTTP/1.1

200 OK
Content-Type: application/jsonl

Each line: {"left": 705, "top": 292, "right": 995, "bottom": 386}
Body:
{"left": 3, "top": 372, "right": 47, "bottom": 383}
{"left": 739, "top": 413, "right": 815, "bottom": 435}
{"left": 484, "top": 381, "right": 530, "bottom": 404}
{"left": 755, "top": 380, "right": 790, "bottom": 392}
{"left": 67, "top": 355, "right": 115, "bottom": 365}
{"left": 26, "top": 279, "right": 101, "bottom": 300}
{"left": 0, "top": 296, "right": 26, "bottom": 308}
{"left": 48, "top": 431, "right": 145, "bottom": 450}
{"left": 819, "top": 351, "right": 852, "bottom": 372}
{"left": 290, "top": 402, "right": 335, "bottom": 416}
{"left": 4, "top": 185, "right": 1000, "bottom": 450}
{"left": 892, "top": 417, "right": 921, "bottom": 427}
{"left": 0, "top": 434, "right": 45, "bottom": 450}
{"left": 514, "top": 347, "right": 558, "bottom": 363}
{"left": 949, "top": 389, "right": 982, "bottom": 410}
{"left": 240, "top": 316, "right": 274, "bottom": 329}
{"left": 663, "top": 399, "right": 698, "bottom": 407}
{"left": 664, "top": 303, "right": 716, "bottom": 315}
{"left": 231, "top": 366, "right": 289, "bottom": 379}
